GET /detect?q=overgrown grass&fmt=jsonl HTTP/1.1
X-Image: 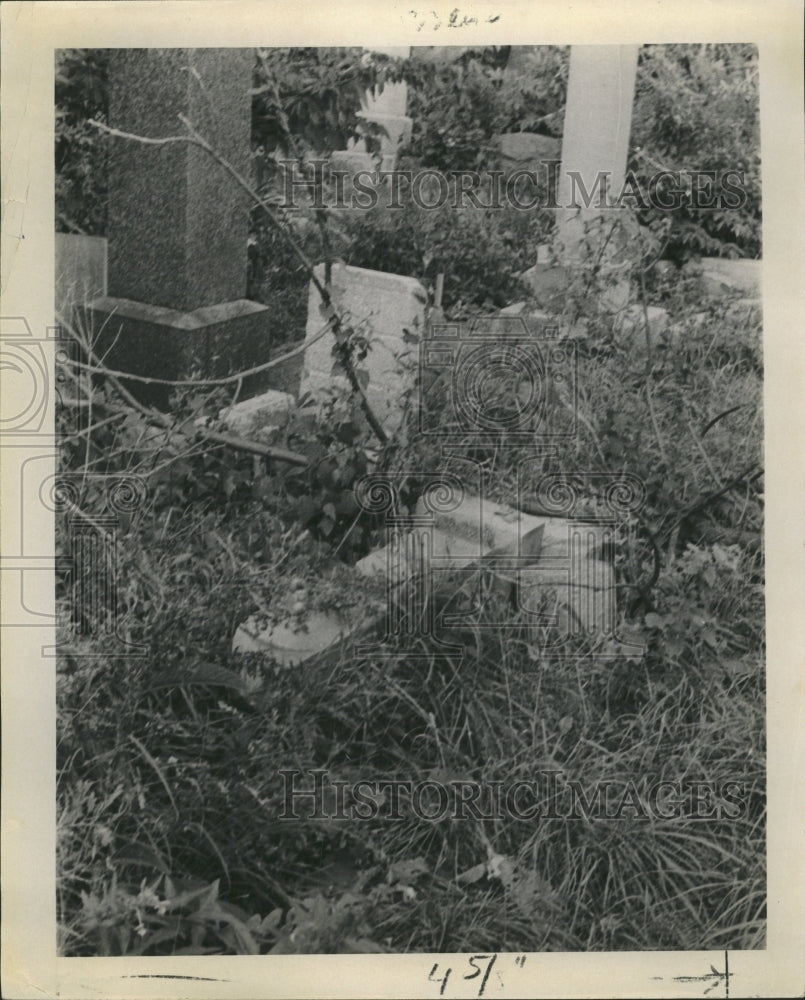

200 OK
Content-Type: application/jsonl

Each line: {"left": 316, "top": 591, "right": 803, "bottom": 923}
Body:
{"left": 56, "top": 270, "right": 764, "bottom": 955}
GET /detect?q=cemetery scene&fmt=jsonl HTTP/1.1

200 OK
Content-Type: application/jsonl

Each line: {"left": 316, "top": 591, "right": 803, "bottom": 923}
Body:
{"left": 53, "top": 45, "right": 764, "bottom": 955}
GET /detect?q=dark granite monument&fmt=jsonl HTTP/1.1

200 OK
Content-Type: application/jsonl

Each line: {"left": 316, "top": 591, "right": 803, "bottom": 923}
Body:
{"left": 88, "top": 49, "right": 273, "bottom": 405}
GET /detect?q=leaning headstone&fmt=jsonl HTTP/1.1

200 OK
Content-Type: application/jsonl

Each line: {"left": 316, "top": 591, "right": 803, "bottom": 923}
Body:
{"left": 88, "top": 49, "right": 275, "bottom": 406}
{"left": 301, "top": 263, "right": 427, "bottom": 434}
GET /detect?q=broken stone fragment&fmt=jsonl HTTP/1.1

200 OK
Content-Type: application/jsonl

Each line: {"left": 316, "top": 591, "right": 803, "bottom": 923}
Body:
{"left": 520, "top": 264, "right": 571, "bottom": 310}
{"left": 356, "top": 494, "right": 616, "bottom": 642}
{"left": 684, "top": 258, "right": 761, "bottom": 299}
{"left": 218, "top": 390, "right": 295, "bottom": 440}
{"left": 617, "top": 304, "right": 670, "bottom": 349}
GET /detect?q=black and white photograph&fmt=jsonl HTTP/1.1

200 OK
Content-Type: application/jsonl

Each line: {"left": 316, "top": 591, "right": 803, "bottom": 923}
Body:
{"left": 1, "top": 2, "right": 803, "bottom": 998}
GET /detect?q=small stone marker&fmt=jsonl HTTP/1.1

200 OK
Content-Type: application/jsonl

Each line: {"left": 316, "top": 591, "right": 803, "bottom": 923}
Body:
{"left": 301, "top": 263, "right": 427, "bottom": 434}
{"left": 219, "top": 389, "right": 294, "bottom": 440}
{"left": 232, "top": 610, "right": 351, "bottom": 665}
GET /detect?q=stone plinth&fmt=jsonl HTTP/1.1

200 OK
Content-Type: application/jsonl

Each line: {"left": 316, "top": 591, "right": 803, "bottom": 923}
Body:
{"left": 87, "top": 296, "right": 273, "bottom": 408}
{"left": 93, "top": 49, "right": 273, "bottom": 404}
{"left": 301, "top": 263, "right": 426, "bottom": 434}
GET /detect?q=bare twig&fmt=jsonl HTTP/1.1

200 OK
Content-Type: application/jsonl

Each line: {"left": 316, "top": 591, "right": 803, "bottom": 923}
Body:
{"left": 201, "top": 430, "right": 308, "bottom": 467}
{"left": 638, "top": 268, "right": 669, "bottom": 467}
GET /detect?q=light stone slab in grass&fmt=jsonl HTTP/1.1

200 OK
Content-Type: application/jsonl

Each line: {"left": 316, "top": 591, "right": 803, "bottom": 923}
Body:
{"left": 232, "top": 610, "right": 353, "bottom": 665}
{"left": 219, "top": 389, "right": 295, "bottom": 438}
{"left": 697, "top": 258, "right": 761, "bottom": 298}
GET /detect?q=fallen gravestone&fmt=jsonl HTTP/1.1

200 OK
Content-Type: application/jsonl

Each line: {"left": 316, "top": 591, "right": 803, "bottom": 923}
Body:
{"left": 356, "top": 493, "right": 616, "bottom": 643}
{"left": 231, "top": 491, "right": 619, "bottom": 666}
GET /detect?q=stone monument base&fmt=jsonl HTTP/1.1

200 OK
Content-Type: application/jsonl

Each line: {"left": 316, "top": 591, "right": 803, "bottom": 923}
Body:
{"left": 86, "top": 296, "right": 277, "bottom": 407}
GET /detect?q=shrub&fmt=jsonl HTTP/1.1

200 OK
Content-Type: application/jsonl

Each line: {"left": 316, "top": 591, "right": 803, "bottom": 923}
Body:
{"left": 630, "top": 44, "right": 761, "bottom": 259}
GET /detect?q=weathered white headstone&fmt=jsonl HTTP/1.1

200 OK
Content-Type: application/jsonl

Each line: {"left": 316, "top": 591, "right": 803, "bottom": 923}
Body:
{"left": 355, "top": 46, "right": 412, "bottom": 159}
{"left": 556, "top": 45, "right": 639, "bottom": 259}
{"left": 301, "top": 263, "right": 426, "bottom": 434}
{"left": 334, "top": 47, "right": 411, "bottom": 179}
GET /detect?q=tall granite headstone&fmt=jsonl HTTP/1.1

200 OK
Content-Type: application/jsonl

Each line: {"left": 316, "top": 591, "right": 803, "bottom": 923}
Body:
{"left": 88, "top": 49, "right": 273, "bottom": 404}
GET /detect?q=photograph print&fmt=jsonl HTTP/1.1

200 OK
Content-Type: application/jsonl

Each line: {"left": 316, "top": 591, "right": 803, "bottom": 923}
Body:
{"left": 50, "top": 40, "right": 766, "bottom": 959}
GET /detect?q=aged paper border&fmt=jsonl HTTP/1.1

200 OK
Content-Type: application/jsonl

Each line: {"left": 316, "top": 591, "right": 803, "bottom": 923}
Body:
{"left": 2, "top": 1, "right": 803, "bottom": 997}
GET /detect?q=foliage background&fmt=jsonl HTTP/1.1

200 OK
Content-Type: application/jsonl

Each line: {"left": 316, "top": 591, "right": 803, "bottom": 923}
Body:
{"left": 56, "top": 43, "right": 761, "bottom": 322}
